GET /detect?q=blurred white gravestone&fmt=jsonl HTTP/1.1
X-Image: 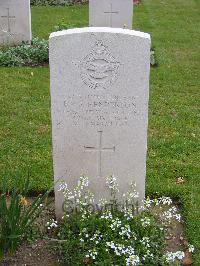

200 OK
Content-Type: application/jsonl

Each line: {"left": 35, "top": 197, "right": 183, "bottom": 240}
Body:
{"left": 49, "top": 28, "right": 151, "bottom": 218}
{"left": 89, "top": 0, "right": 133, "bottom": 29}
{"left": 0, "top": 0, "right": 31, "bottom": 45}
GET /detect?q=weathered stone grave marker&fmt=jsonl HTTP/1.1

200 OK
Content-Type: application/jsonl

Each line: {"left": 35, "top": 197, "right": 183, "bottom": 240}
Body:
{"left": 0, "top": 0, "right": 31, "bottom": 45}
{"left": 89, "top": 0, "right": 133, "bottom": 29}
{"left": 49, "top": 28, "right": 151, "bottom": 218}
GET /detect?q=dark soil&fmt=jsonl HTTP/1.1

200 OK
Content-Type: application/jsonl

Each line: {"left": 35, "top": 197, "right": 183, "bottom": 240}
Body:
{"left": 1, "top": 240, "right": 61, "bottom": 266}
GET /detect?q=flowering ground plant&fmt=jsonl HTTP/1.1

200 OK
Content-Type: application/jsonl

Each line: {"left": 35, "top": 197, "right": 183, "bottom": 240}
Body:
{"left": 51, "top": 176, "right": 194, "bottom": 265}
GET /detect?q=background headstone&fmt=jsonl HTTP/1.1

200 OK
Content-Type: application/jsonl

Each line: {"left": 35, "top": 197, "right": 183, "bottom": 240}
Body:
{"left": 0, "top": 0, "right": 31, "bottom": 45}
{"left": 89, "top": 0, "right": 133, "bottom": 29}
{"left": 49, "top": 27, "right": 151, "bottom": 218}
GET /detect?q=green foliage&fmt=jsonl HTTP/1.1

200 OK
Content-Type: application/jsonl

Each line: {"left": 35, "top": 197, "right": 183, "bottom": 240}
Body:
{"left": 0, "top": 175, "right": 52, "bottom": 259}
{"left": 54, "top": 19, "right": 83, "bottom": 31}
{"left": 0, "top": 38, "right": 49, "bottom": 67}
{"left": 58, "top": 211, "right": 165, "bottom": 265}
{"left": 54, "top": 177, "right": 172, "bottom": 265}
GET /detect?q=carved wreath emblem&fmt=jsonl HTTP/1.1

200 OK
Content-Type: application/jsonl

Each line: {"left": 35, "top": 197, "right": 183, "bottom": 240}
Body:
{"left": 80, "top": 41, "right": 120, "bottom": 89}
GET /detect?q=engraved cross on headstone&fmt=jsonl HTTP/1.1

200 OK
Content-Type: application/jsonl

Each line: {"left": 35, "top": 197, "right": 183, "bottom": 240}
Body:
{"left": 84, "top": 131, "right": 115, "bottom": 178}
{"left": 1, "top": 8, "right": 15, "bottom": 33}
{"left": 104, "top": 3, "right": 119, "bottom": 27}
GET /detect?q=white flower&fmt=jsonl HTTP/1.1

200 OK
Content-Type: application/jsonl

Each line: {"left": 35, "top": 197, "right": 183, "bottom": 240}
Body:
{"left": 140, "top": 237, "right": 150, "bottom": 248}
{"left": 164, "top": 251, "right": 185, "bottom": 263}
{"left": 188, "top": 244, "right": 195, "bottom": 253}
{"left": 58, "top": 182, "right": 68, "bottom": 192}
{"left": 100, "top": 211, "right": 113, "bottom": 220}
{"left": 140, "top": 217, "right": 151, "bottom": 227}
{"left": 143, "top": 197, "right": 153, "bottom": 209}
{"left": 161, "top": 206, "right": 182, "bottom": 224}
{"left": 78, "top": 176, "right": 89, "bottom": 188}
{"left": 175, "top": 213, "right": 181, "bottom": 222}
{"left": 110, "top": 218, "right": 122, "bottom": 230}
{"left": 126, "top": 255, "right": 140, "bottom": 266}
{"left": 159, "top": 196, "right": 173, "bottom": 205}
{"left": 123, "top": 208, "right": 134, "bottom": 220}
{"left": 106, "top": 175, "right": 119, "bottom": 192}
{"left": 46, "top": 219, "right": 58, "bottom": 229}
{"left": 85, "top": 249, "right": 98, "bottom": 260}
{"left": 119, "top": 225, "right": 132, "bottom": 239}
{"left": 106, "top": 242, "right": 138, "bottom": 260}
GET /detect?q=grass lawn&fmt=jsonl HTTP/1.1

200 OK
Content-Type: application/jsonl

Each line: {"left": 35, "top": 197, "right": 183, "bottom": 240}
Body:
{"left": 0, "top": 0, "right": 199, "bottom": 264}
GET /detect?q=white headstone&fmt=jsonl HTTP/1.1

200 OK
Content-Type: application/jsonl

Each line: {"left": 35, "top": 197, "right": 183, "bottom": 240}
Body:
{"left": 89, "top": 0, "right": 133, "bottom": 29}
{"left": 0, "top": 0, "right": 31, "bottom": 45}
{"left": 49, "top": 28, "right": 151, "bottom": 218}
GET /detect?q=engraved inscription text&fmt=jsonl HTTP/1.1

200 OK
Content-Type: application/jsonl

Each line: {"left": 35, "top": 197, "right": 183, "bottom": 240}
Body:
{"left": 63, "top": 94, "right": 137, "bottom": 127}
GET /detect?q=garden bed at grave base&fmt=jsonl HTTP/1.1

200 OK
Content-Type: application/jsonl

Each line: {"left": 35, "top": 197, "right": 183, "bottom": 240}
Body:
{"left": 1, "top": 197, "right": 191, "bottom": 266}
{"left": 0, "top": 176, "right": 195, "bottom": 266}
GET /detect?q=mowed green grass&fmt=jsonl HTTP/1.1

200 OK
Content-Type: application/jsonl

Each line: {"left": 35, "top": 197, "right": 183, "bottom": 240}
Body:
{"left": 0, "top": 0, "right": 199, "bottom": 263}
{"left": 31, "top": 5, "right": 88, "bottom": 39}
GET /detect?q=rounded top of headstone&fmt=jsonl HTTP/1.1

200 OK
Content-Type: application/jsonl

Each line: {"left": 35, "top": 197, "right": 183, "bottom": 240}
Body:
{"left": 49, "top": 27, "right": 151, "bottom": 43}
